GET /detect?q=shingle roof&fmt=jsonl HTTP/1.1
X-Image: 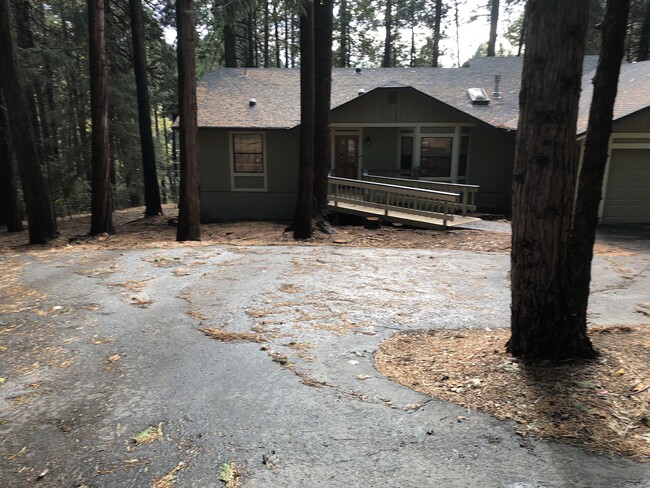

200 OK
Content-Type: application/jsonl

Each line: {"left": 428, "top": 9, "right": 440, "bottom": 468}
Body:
{"left": 577, "top": 60, "right": 650, "bottom": 133}
{"left": 196, "top": 56, "right": 649, "bottom": 132}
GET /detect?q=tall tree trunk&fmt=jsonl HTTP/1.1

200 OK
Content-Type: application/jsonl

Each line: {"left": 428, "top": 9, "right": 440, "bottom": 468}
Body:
{"left": 293, "top": 2, "right": 314, "bottom": 239}
{"left": 274, "top": 3, "right": 281, "bottom": 67}
{"left": 517, "top": 8, "right": 527, "bottom": 56}
{"left": 432, "top": 0, "right": 442, "bottom": 67}
{"left": 88, "top": 0, "right": 114, "bottom": 235}
{"left": 338, "top": 0, "right": 349, "bottom": 67}
{"left": 454, "top": 0, "right": 461, "bottom": 66}
{"left": 223, "top": 3, "right": 238, "bottom": 68}
{"left": 487, "top": 0, "right": 499, "bottom": 56}
{"left": 508, "top": 0, "right": 595, "bottom": 359}
{"left": 176, "top": 0, "right": 200, "bottom": 241}
{"left": 129, "top": 0, "right": 163, "bottom": 216}
{"left": 382, "top": 0, "right": 393, "bottom": 67}
{"left": 569, "top": 0, "right": 630, "bottom": 335}
{"left": 245, "top": 11, "right": 255, "bottom": 67}
{"left": 263, "top": 0, "right": 270, "bottom": 67}
{"left": 313, "top": 0, "right": 333, "bottom": 227}
{"left": 0, "top": 0, "right": 57, "bottom": 243}
{"left": 0, "top": 95, "right": 24, "bottom": 232}
{"left": 638, "top": 0, "right": 650, "bottom": 61}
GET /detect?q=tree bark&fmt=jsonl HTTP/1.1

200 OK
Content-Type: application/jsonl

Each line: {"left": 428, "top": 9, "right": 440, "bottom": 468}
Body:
{"left": 509, "top": 0, "right": 595, "bottom": 359}
{"left": 338, "top": 0, "right": 349, "bottom": 67}
{"left": 88, "top": 0, "right": 114, "bottom": 235}
{"left": 263, "top": 0, "right": 270, "bottom": 67}
{"left": 432, "top": 0, "right": 442, "bottom": 67}
{"left": 382, "top": 0, "right": 393, "bottom": 67}
{"left": 0, "top": 95, "right": 24, "bottom": 232}
{"left": 638, "top": 0, "right": 650, "bottom": 61}
{"left": 176, "top": 0, "right": 200, "bottom": 241}
{"left": 293, "top": 2, "right": 314, "bottom": 239}
{"left": 569, "top": 0, "right": 630, "bottom": 336}
{"left": 129, "top": 0, "right": 163, "bottom": 216}
{"left": 487, "top": 0, "right": 499, "bottom": 57}
{"left": 0, "top": 0, "right": 57, "bottom": 243}
{"left": 312, "top": 0, "right": 333, "bottom": 227}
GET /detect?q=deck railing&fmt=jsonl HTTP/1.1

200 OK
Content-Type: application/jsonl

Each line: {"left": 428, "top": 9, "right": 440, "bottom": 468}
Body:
{"left": 363, "top": 173, "right": 479, "bottom": 215}
{"left": 328, "top": 176, "right": 460, "bottom": 226}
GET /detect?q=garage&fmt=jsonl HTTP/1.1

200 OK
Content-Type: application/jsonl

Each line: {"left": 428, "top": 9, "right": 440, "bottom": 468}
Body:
{"left": 602, "top": 148, "right": 650, "bottom": 223}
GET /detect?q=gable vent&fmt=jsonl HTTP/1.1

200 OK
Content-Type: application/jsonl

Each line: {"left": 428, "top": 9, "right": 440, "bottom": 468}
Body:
{"left": 387, "top": 90, "right": 398, "bottom": 104}
{"left": 467, "top": 88, "right": 490, "bottom": 105}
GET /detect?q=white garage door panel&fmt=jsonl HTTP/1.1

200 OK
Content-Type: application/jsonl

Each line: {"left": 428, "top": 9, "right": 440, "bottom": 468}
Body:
{"left": 602, "top": 149, "right": 650, "bottom": 223}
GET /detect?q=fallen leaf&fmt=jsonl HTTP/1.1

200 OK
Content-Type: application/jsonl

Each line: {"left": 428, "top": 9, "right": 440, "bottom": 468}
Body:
{"left": 632, "top": 383, "right": 647, "bottom": 393}
{"left": 218, "top": 463, "right": 233, "bottom": 482}
{"left": 0, "top": 377, "right": 7, "bottom": 385}
{"left": 108, "top": 354, "right": 121, "bottom": 362}
{"left": 356, "top": 374, "right": 372, "bottom": 380}
{"left": 614, "top": 368, "right": 626, "bottom": 376}
{"left": 131, "top": 423, "right": 162, "bottom": 445}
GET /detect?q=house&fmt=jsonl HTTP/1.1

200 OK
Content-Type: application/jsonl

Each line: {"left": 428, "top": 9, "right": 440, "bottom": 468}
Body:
{"left": 194, "top": 57, "right": 650, "bottom": 223}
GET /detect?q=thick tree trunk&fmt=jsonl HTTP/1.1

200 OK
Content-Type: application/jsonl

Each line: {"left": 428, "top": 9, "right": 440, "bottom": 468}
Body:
{"left": 274, "top": 3, "right": 281, "bottom": 67}
{"left": 176, "top": 0, "right": 200, "bottom": 241}
{"left": 129, "top": 0, "right": 163, "bottom": 216}
{"left": 263, "top": 0, "right": 270, "bottom": 68}
{"left": 338, "top": 0, "right": 349, "bottom": 67}
{"left": 0, "top": 96, "right": 24, "bottom": 232}
{"left": 0, "top": 0, "right": 57, "bottom": 243}
{"left": 487, "top": 0, "right": 499, "bottom": 56}
{"left": 638, "top": 0, "right": 650, "bottom": 61}
{"left": 245, "top": 12, "right": 255, "bottom": 67}
{"left": 223, "top": 24, "right": 237, "bottom": 67}
{"left": 88, "top": 0, "right": 114, "bottom": 235}
{"left": 432, "top": 0, "right": 442, "bottom": 67}
{"left": 312, "top": 0, "right": 333, "bottom": 227}
{"left": 292, "top": 2, "right": 314, "bottom": 239}
{"left": 569, "top": 0, "right": 630, "bottom": 334}
{"left": 509, "top": 0, "right": 595, "bottom": 359}
{"left": 382, "top": 0, "right": 393, "bottom": 67}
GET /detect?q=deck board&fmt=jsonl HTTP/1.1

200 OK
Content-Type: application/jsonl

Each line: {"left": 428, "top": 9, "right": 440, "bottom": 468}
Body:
{"left": 328, "top": 200, "right": 481, "bottom": 229}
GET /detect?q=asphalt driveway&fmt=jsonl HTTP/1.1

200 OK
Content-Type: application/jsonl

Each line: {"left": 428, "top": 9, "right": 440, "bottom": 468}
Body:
{"left": 1, "top": 234, "right": 649, "bottom": 487}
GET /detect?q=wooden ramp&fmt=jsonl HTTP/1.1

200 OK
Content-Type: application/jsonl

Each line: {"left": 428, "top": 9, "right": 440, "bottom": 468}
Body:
{"left": 327, "top": 176, "right": 482, "bottom": 230}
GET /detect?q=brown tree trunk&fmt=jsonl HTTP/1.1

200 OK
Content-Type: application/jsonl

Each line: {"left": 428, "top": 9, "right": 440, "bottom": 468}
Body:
{"left": 293, "top": 2, "right": 314, "bottom": 239}
{"left": 176, "top": 0, "right": 200, "bottom": 241}
{"left": 312, "top": 0, "right": 333, "bottom": 228}
{"left": 487, "top": 0, "right": 499, "bottom": 56}
{"left": 223, "top": 18, "right": 237, "bottom": 67}
{"left": 0, "top": 0, "right": 56, "bottom": 243}
{"left": 0, "top": 95, "right": 24, "bottom": 232}
{"left": 569, "top": 0, "right": 630, "bottom": 335}
{"left": 88, "top": 0, "right": 114, "bottom": 235}
{"left": 508, "top": 0, "right": 595, "bottom": 359}
{"left": 638, "top": 0, "right": 650, "bottom": 61}
{"left": 382, "top": 0, "right": 393, "bottom": 67}
{"left": 263, "top": 0, "right": 270, "bottom": 68}
{"left": 432, "top": 0, "right": 442, "bottom": 67}
{"left": 338, "top": 0, "right": 350, "bottom": 67}
{"left": 129, "top": 0, "right": 163, "bottom": 217}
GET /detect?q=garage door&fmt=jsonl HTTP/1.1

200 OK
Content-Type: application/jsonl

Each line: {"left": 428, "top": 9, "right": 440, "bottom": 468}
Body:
{"left": 602, "top": 149, "right": 650, "bottom": 223}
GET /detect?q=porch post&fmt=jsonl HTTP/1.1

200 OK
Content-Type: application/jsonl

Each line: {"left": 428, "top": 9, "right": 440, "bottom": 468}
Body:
{"left": 451, "top": 126, "right": 461, "bottom": 183}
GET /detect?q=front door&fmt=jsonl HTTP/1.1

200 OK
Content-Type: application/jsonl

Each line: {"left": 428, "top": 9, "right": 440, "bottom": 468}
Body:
{"left": 334, "top": 135, "right": 359, "bottom": 179}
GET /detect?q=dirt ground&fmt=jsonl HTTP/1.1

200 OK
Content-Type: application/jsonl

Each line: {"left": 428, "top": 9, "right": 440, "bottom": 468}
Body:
{"left": 2, "top": 205, "right": 649, "bottom": 466}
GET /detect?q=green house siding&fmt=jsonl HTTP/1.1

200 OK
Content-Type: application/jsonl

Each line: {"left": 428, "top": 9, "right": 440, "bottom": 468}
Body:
{"left": 199, "top": 128, "right": 299, "bottom": 221}
{"left": 331, "top": 88, "right": 469, "bottom": 125}
{"left": 467, "top": 127, "right": 516, "bottom": 212}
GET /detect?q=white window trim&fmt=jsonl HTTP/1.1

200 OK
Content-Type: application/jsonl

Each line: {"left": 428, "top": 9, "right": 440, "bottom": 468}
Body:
{"left": 229, "top": 131, "right": 268, "bottom": 192}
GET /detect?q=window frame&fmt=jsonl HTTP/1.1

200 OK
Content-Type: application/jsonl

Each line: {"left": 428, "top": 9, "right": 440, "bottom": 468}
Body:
{"left": 229, "top": 131, "right": 268, "bottom": 192}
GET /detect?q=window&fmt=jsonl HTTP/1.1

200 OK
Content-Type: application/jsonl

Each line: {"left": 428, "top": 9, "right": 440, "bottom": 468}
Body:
{"left": 420, "top": 137, "right": 452, "bottom": 177}
{"left": 233, "top": 134, "right": 264, "bottom": 173}
{"left": 231, "top": 132, "right": 266, "bottom": 191}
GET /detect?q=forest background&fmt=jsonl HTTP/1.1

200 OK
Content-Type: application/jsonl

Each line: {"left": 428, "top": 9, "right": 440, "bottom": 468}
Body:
{"left": 0, "top": 0, "right": 649, "bottom": 225}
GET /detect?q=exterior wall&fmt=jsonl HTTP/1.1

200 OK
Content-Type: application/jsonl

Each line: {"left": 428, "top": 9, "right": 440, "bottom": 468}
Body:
{"left": 361, "top": 127, "right": 398, "bottom": 171}
{"left": 600, "top": 109, "right": 650, "bottom": 223}
{"left": 331, "top": 88, "right": 469, "bottom": 125}
{"left": 466, "top": 127, "right": 516, "bottom": 212}
{"left": 199, "top": 128, "right": 299, "bottom": 220}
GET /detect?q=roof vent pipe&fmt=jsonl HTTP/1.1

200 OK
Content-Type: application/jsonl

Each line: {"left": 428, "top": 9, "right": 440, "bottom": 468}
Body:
{"left": 493, "top": 75, "right": 502, "bottom": 99}
{"left": 249, "top": 98, "right": 256, "bottom": 107}
{"left": 358, "top": 89, "right": 366, "bottom": 96}
{"left": 355, "top": 66, "right": 362, "bottom": 74}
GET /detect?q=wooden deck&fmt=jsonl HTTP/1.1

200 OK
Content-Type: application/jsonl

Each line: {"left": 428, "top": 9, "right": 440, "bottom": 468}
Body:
{"left": 327, "top": 176, "right": 481, "bottom": 229}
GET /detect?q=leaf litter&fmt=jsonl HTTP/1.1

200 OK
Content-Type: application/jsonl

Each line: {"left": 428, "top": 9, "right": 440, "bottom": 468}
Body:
{"left": 375, "top": 325, "right": 650, "bottom": 461}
